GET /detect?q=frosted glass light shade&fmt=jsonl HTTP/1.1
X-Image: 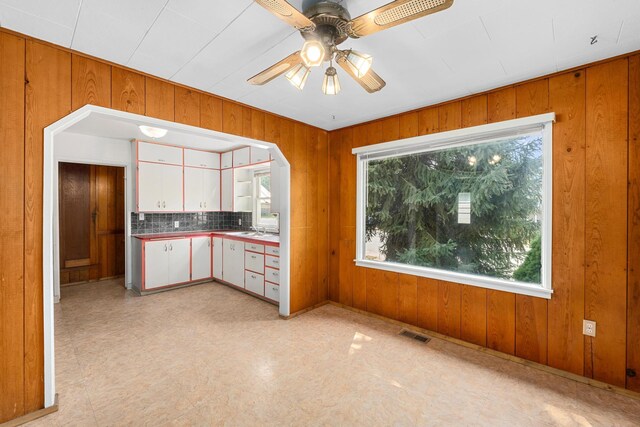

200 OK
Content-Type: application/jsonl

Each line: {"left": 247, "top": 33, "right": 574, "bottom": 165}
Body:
{"left": 322, "top": 67, "right": 341, "bottom": 95}
{"left": 300, "top": 40, "right": 325, "bottom": 67}
{"left": 286, "top": 64, "right": 311, "bottom": 90}
{"left": 138, "top": 125, "right": 168, "bottom": 138}
{"left": 345, "top": 50, "right": 372, "bottom": 77}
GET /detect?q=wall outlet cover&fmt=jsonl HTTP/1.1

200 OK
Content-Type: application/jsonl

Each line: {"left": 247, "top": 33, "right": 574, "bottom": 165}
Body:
{"left": 238, "top": 218, "right": 242, "bottom": 226}
{"left": 583, "top": 319, "right": 596, "bottom": 337}
{"left": 139, "top": 213, "right": 144, "bottom": 221}
{"left": 174, "top": 221, "right": 180, "bottom": 228}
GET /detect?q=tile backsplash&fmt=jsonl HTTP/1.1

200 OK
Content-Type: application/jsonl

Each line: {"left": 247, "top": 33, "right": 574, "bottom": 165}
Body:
{"left": 131, "top": 212, "right": 252, "bottom": 235}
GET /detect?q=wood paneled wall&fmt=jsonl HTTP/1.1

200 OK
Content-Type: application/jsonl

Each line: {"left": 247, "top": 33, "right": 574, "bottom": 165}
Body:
{"left": 328, "top": 53, "right": 640, "bottom": 391}
{"left": 0, "top": 31, "right": 328, "bottom": 423}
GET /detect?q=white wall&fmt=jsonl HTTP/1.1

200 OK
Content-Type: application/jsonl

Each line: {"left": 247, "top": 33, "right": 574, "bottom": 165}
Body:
{"left": 53, "top": 132, "right": 134, "bottom": 299}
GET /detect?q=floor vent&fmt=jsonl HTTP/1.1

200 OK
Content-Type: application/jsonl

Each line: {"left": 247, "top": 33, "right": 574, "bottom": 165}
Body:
{"left": 399, "top": 329, "right": 431, "bottom": 343}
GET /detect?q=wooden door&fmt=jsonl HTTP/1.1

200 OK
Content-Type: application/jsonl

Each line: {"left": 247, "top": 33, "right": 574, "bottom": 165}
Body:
{"left": 59, "top": 163, "right": 125, "bottom": 285}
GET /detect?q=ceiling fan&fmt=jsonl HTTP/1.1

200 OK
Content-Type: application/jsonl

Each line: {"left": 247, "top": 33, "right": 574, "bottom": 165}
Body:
{"left": 248, "top": 0, "right": 454, "bottom": 95}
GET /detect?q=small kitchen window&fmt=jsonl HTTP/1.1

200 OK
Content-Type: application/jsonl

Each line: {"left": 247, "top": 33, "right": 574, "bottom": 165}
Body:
{"left": 253, "top": 169, "right": 278, "bottom": 231}
{"left": 353, "top": 113, "right": 555, "bottom": 299}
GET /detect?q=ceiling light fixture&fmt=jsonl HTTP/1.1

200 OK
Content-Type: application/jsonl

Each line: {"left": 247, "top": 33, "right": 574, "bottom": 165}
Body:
{"left": 139, "top": 125, "right": 168, "bottom": 139}
{"left": 344, "top": 50, "right": 373, "bottom": 78}
{"left": 286, "top": 63, "right": 311, "bottom": 90}
{"left": 300, "top": 40, "right": 325, "bottom": 67}
{"left": 322, "top": 66, "right": 341, "bottom": 95}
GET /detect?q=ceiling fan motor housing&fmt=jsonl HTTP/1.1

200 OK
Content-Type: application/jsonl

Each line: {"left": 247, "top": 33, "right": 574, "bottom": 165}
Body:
{"left": 302, "top": 0, "right": 352, "bottom": 59}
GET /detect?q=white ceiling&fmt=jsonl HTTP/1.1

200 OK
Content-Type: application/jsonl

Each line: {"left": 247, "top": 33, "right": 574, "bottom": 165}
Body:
{"left": 1, "top": 0, "right": 639, "bottom": 130}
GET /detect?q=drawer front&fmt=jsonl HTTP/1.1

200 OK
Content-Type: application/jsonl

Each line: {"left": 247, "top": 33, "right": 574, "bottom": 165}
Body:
{"left": 245, "top": 251, "right": 264, "bottom": 274}
{"left": 245, "top": 271, "right": 264, "bottom": 296}
{"left": 246, "top": 243, "right": 264, "bottom": 253}
{"left": 265, "top": 255, "right": 280, "bottom": 269}
{"left": 265, "top": 283, "right": 280, "bottom": 302}
{"left": 265, "top": 245, "right": 280, "bottom": 256}
{"left": 265, "top": 267, "right": 279, "bottom": 285}
{"left": 138, "top": 141, "right": 183, "bottom": 165}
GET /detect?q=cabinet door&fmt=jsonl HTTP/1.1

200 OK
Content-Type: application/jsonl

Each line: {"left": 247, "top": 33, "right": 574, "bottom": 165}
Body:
{"left": 168, "top": 239, "right": 191, "bottom": 285}
{"left": 233, "top": 147, "right": 250, "bottom": 167}
{"left": 138, "top": 141, "right": 183, "bottom": 165}
{"left": 144, "top": 240, "right": 169, "bottom": 289}
{"left": 138, "top": 162, "right": 165, "bottom": 211}
{"left": 184, "top": 149, "right": 219, "bottom": 169}
{"left": 250, "top": 147, "right": 270, "bottom": 164}
{"left": 213, "top": 237, "right": 223, "bottom": 279}
{"left": 202, "top": 168, "right": 220, "bottom": 211}
{"left": 162, "top": 164, "right": 184, "bottom": 211}
{"left": 221, "top": 168, "right": 233, "bottom": 212}
{"left": 184, "top": 167, "right": 204, "bottom": 211}
{"left": 191, "top": 237, "right": 211, "bottom": 281}
{"left": 223, "top": 239, "right": 245, "bottom": 287}
{"left": 221, "top": 151, "right": 233, "bottom": 169}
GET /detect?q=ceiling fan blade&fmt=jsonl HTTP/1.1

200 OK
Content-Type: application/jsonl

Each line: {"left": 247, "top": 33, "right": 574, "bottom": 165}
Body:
{"left": 254, "top": 0, "right": 316, "bottom": 31}
{"left": 247, "top": 51, "right": 303, "bottom": 85}
{"left": 348, "top": 0, "right": 453, "bottom": 38}
{"left": 336, "top": 54, "right": 386, "bottom": 93}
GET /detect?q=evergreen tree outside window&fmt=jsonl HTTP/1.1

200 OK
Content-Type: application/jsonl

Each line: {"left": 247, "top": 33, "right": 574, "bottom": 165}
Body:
{"left": 354, "top": 114, "right": 554, "bottom": 298}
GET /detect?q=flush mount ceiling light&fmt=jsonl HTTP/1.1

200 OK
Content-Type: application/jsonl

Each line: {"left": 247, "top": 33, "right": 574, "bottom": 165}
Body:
{"left": 138, "top": 125, "right": 168, "bottom": 138}
{"left": 248, "top": 0, "right": 454, "bottom": 95}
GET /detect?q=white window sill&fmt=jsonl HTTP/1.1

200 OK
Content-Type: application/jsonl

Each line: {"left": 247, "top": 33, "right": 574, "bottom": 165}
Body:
{"left": 355, "top": 259, "right": 552, "bottom": 299}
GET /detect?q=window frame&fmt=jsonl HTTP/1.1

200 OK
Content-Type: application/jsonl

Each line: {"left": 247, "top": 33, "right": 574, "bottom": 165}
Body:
{"left": 353, "top": 113, "right": 555, "bottom": 299}
{"left": 253, "top": 169, "right": 278, "bottom": 231}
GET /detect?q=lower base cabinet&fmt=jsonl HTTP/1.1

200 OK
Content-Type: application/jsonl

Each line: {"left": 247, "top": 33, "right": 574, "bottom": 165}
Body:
{"left": 143, "top": 238, "right": 190, "bottom": 290}
{"left": 222, "top": 239, "right": 245, "bottom": 287}
{"left": 245, "top": 270, "right": 264, "bottom": 296}
{"left": 192, "top": 236, "right": 212, "bottom": 281}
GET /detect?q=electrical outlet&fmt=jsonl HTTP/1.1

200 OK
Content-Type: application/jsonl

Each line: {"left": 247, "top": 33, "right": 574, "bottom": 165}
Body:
{"left": 139, "top": 213, "right": 144, "bottom": 221}
{"left": 174, "top": 221, "right": 180, "bottom": 228}
{"left": 583, "top": 320, "right": 596, "bottom": 337}
{"left": 238, "top": 218, "right": 242, "bottom": 226}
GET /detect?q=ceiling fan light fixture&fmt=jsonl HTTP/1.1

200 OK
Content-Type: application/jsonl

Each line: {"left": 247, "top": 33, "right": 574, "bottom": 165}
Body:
{"left": 322, "top": 66, "right": 341, "bottom": 95}
{"left": 286, "top": 63, "right": 311, "bottom": 90}
{"left": 300, "top": 40, "right": 325, "bottom": 67}
{"left": 345, "top": 50, "right": 373, "bottom": 77}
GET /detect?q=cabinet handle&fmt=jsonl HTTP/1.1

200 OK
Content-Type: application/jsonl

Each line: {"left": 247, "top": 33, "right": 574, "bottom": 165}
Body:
{"left": 162, "top": 201, "right": 166, "bottom": 208}
{"left": 251, "top": 275, "right": 256, "bottom": 279}
{"left": 200, "top": 202, "right": 202, "bottom": 208}
{"left": 164, "top": 244, "right": 167, "bottom": 252}
{"left": 158, "top": 158, "right": 165, "bottom": 162}
{"left": 251, "top": 255, "right": 256, "bottom": 259}
{"left": 204, "top": 201, "right": 207, "bottom": 208}
{"left": 208, "top": 240, "right": 211, "bottom": 247}
{"left": 169, "top": 244, "right": 173, "bottom": 251}
{"left": 157, "top": 201, "right": 161, "bottom": 208}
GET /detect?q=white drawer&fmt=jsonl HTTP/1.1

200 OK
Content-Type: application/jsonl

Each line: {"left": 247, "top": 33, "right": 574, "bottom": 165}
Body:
{"left": 265, "top": 283, "right": 279, "bottom": 302}
{"left": 246, "top": 243, "right": 264, "bottom": 253}
{"left": 265, "top": 255, "right": 279, "bottom": 269}
{"left": 265, "top": 245, "right": 280, "bottom": 256}
{"left": 137, "top": 141, "right": 183, "bottom": 165}
{"left": 245, "top": 271, "right": 264, "bottom": 296}
{"left": 245, "top": 251, "right": 264, "bottom": 274}
{"left": 265, "top": 267, "right": 279, "bottom": 285}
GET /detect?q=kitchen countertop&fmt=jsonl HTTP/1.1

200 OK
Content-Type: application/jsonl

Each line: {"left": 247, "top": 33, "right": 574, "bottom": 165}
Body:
{"left": 132, "top": 230, "right": 280, "bottom": 244}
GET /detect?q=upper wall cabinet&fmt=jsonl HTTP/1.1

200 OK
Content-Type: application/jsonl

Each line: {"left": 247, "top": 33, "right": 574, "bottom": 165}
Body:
{"left": 138, "top": 162, "right": 183, "bottom": 212}
{"left": 233, "top": 147, "right": 250, "bottom": 167}
{"left": 185, "top": 149, "right": 220, "bottom": 169}
{"left": 221, "top": 151, "right": 233, "bottom": 169}
{"left": 251, "top": 147, "right": 270, "bottom": 164}
{"left": 138, "top": 141, "right": 183, "bottom": 165}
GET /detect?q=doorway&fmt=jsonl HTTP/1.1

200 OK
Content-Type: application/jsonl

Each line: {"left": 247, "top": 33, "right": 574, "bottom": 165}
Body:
{"left": 58, "top": 163, "right": 125, "bottom": 286}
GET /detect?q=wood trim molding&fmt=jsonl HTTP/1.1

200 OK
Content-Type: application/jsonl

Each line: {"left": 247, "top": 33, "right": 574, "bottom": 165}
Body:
{"left": 0, "top": 395, "right": 58, "bottom": 427}
{"left": 326, "top": 301, "right": 640, "bottom": 401}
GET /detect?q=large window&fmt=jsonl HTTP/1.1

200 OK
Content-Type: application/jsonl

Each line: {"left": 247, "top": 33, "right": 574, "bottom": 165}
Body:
{"left": 354, "top": 114, "right": 554, "bottom": 298}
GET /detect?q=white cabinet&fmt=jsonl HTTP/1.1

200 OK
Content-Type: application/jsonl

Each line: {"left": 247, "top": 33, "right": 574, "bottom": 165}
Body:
{"left": 222, "top": 239, "right": 245, "bottom": 287}
{"left": 265, "top": 245, "right": 279, "bottom": 256}
{"left": 184, "top": 149, "right": 219, "bottom": 169}
{"left": 138, "top": 141, "right": 183, "bottom": 165}
{"left": 138, "top": 162, "right": 183, "bottom": 212}
{"left": 143, "top": 238, "right": 190, "bottom": 289}
{"left": 184, "top": 167, "right": 220, "bottom": 211}
{"left": 265, "top": 283, "right": 280, "bottom": 302}
{"left": 251, "top": 147, "right": 270, "bottom": 164}
{"left": 213, "top": 237, "right": 223, "bottom": 280}
{"left": 191, "top": 237, "right": 212, "bottom": 281}
{"left": 233, "top": 147, "right": 250, "bottom": 167}
{"left": 245, "top": 271, "right": 264, "bottom": 296}
{"left": 221, "top": 152, "right": 233, "bottom": 169}
{"left": 265, "top": 255, "right": 280, "bottom": 269}
{"left": 265, "top": 267, "right": 279, "bottom": 285}
{"left": 221, "top": 169, "right": 233, "bottom": 211}
{"left": 245, "top": 251, "right": 264, "bottom": 274}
